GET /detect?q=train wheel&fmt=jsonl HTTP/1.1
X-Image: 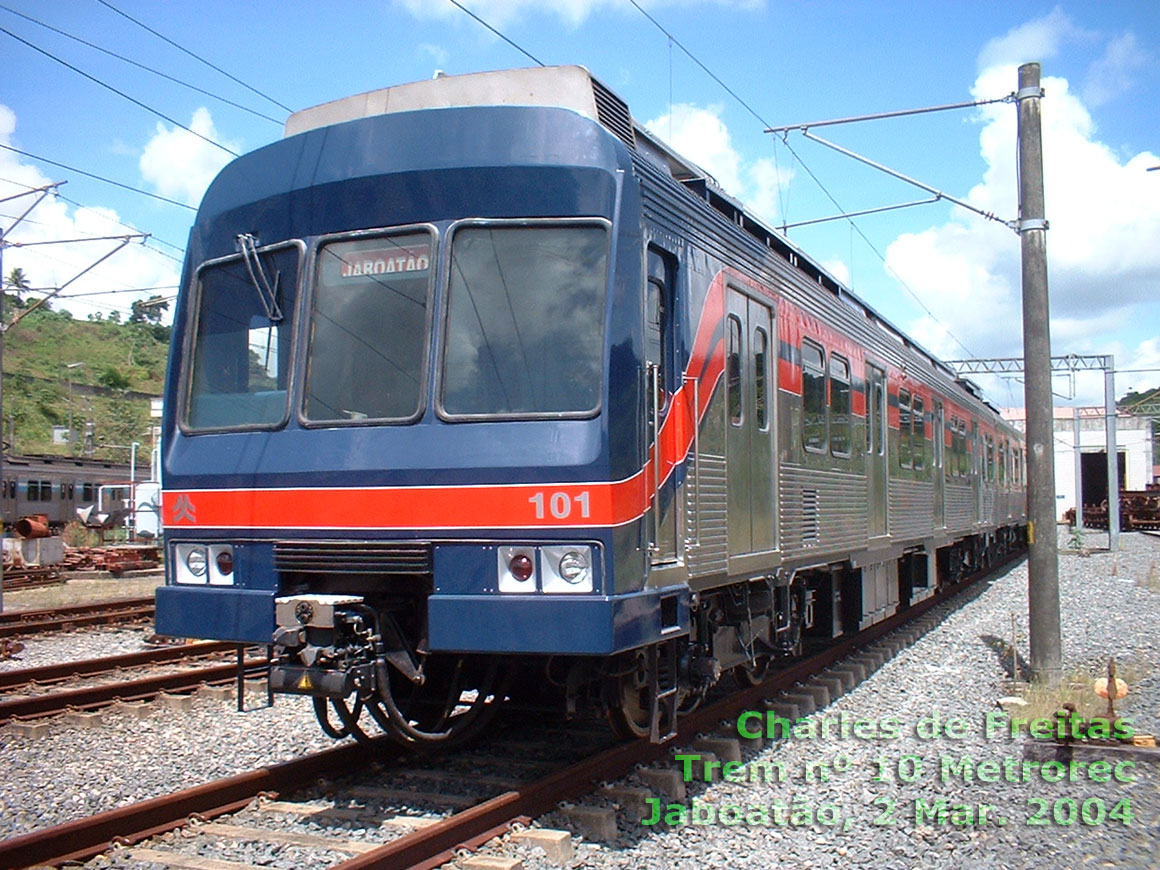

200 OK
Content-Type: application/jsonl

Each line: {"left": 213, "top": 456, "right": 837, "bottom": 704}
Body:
{"left": 373, "top": 655, "right": 505, "bottom": 748}
{"left": 605, "top": 652, "right": 652, "bottom": 740}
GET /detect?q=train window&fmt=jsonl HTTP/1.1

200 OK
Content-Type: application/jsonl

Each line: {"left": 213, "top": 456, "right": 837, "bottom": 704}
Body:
{"left": 69, "top": 483, "right": 75, "bottom": 499}
{"left": 185, "top": 240, "right": 300, "bottom": 430}
{"left": 801, "top": 340, "right": 826, "bottom": 452}
{"left": 727, "top": 316, "right": 743, "bottom": 426}
{"left": 82, "top": 482, "right": 95, "bottom": 502}
{"left": 59, "top": 483, "right": 67, "bottom": 499}
{"left": 305, "top": 231, "right": 433, "bottom": 423}
{"left": 442, "top": 223, "right": 608, "bottom": 418}
{"left": 898, "top": 390, "right": 912, "bottom": 468}
{"left": 986, "top": 437, "right": 995, "bottom": 481}
{"left": 829, "top": 354, "right": 851, "bottom": 456}
{"left": 754, "top": 327, "right": 769, "bottom": 431}
{"left": 912, "top": 396, "right": 925, "bottom": 471}
{"left": 645, "top": 248, "right": 674, "bottom": 408}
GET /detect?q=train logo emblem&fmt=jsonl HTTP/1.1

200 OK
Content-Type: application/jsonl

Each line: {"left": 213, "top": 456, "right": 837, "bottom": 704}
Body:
{"left": 172, "top": 494, "right": 196, "bottom": 524}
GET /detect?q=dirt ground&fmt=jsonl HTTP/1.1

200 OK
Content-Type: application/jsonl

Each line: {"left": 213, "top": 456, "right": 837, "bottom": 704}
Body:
{"left": 0, "top": 573, "right": 164, "bottom": 612}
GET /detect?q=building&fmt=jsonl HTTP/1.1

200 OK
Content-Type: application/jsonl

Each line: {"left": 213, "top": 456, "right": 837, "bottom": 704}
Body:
{"left": 1002, "top": 407, "right": 1155, "bottom": 522}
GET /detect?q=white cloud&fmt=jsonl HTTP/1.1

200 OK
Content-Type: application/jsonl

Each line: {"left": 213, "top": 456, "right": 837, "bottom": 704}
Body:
{"left": 976, "top": 7, "right": 1092, "bottom": 70}
{"left": 1083, "top": 32, "right": 1149, "bottom": 107}
{"left": 882, "top": 58, "right": 1160, "bottom": 385}
{"left": 139, "top": 107, "right": 238, "bottom": 208}
{"left": 645, "top": 103, "right": 791, "bottom": 224}
{"left": 0, "top": 105, "right": 179, "bottom": 323}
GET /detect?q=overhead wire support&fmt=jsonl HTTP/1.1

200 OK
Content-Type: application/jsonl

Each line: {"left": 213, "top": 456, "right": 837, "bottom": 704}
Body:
{"left": 779, "top": 195, "right": 941, "bottom": 231}
{"left": 4, "top": 233, "right": 148, "bottom": 330}
{"left": 795, "top": 128, "right": 1014, "bottom": 230}
{"left": 765, "top": 95, "right": 1014, "bottom": 135}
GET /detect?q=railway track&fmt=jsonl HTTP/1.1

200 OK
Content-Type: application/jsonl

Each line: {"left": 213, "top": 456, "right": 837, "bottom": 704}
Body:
{"left": 0, "top": 550, "right": 1023, "bottom": 870}
{"left": 0, "top": 642, "right": 263, "bottom": 723}
{"left": 0, "top": 597, "right": 155, "bottom": 639}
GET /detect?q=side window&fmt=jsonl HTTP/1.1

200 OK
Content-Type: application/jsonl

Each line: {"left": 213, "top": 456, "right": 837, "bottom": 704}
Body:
{"left": 986, "top": 436, "right": 995, "bottom": 481}
{"left": 646, "top": 247, "right": 675, "bottom": 409}
{"left": 82, "top": 482, "right": 95, "bottom": 502}
{"left": 912, "top": 396, "right": 925, "bottom": 471}
{"left": 898, "top": 389, "right": 912, "bottom": 469}
{"left": 727, "top": 316, "right": 743, "bottom": 426}
{"left": 802, "top": 340, "right": 826, "bottom": 452}
{"left": 754, "top": 327, "right": 769, "bottom": 431}
{"left": 829, "top": 354, "right": 851, "bottom": 456}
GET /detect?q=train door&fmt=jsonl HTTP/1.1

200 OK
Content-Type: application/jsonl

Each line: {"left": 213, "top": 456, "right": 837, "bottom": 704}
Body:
{"left": 646, "top": 247, "right": 680, "bottom": 567}
{"left": 725, "top": 288, "right": 775, "bottom": 557}
{"left": 866, "top": 364, "right": 888, "bottom": 538}
{"left": 933, "top": 400, "right": 946, "bottom": 529}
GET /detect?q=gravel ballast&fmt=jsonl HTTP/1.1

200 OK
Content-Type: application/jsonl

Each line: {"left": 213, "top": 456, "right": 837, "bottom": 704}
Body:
{"left": 1, "top": 532, "right": 1158, "bottom": 870}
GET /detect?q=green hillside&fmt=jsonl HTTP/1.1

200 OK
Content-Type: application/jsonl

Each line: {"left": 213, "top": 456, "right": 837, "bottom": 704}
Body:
{"left": 2, "top": 293, "right": 170, "bottom": 463}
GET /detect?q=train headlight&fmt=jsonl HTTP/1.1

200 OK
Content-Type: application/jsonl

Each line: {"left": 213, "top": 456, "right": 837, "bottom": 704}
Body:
{"left": 558, "top": 551, "right": 589, "bottom": 583}
{"left": 174, "top": 543, "right": 208, "bottom": 584}
{"left": 541, "top": 545, "right": 593, "bottom": 593}
{"left": 186, "top": 548, "right": 207, "bottom": 577}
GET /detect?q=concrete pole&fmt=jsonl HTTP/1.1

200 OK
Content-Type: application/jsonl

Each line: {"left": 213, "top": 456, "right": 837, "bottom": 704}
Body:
{"left": 1017, "top": 63, "right": 1061, "bottom": 684}
{"left": 1072, "top": 407, "right": 1083, "bottom": 531}
{"left": 1105, "top": 363, "right": 1119, "bottom": 550}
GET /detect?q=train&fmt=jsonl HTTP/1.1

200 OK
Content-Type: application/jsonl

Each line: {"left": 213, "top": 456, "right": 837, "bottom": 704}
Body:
{"left": 156, "top": 66, "right": 1028, "bottom": 747}
{"left": 1, "top": 454, "right": 133, "bottom": 532}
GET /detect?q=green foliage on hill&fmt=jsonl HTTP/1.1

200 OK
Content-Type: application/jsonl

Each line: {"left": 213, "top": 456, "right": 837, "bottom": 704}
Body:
{"left": 1118, "top": 386, "right": 1160, "bottom": 466}
{"left": 1, "top": 294, "right": 170, "bottom": 462}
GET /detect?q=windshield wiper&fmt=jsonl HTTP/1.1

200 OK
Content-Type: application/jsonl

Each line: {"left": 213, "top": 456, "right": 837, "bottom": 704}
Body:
{"left": 236, "top": 233, "right": 283, "bottom": 322}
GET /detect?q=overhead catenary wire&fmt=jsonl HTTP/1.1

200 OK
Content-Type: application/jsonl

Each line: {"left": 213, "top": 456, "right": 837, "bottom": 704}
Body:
{"left": 0, "top": 144, "right": 197, "bottom": 211}
{"left": 0, "top": 4, "right": 283, "bottom": 125}
{"left": 625, "top": 0, "right": 974, "bottom": 360}
{"left": 0, "top": 26, "right": 240, "bottom": 158}
{"left": 94, "top": 0, "right": 292, "bottom": 114}
{"left": 445, "top": 0, "right": 544, "bottom": 67}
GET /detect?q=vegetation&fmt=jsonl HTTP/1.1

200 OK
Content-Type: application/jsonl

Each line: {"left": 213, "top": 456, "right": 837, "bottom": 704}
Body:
{"left": 1, "top": 290, "right": 169, "bottom": 462}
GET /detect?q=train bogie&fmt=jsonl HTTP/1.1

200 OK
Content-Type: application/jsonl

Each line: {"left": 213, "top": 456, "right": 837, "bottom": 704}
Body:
{"left": 156, "top": 66, "right": 1027, "bottom": 747}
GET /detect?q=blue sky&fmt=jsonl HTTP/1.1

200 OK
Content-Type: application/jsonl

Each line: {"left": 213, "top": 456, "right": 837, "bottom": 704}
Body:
{"left": 2, "top": 0, "right": 1157, "bottom": 407}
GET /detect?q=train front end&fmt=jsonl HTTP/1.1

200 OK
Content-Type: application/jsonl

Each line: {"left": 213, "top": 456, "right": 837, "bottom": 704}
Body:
{"left": 155, "top": 68, "right": 684, "bottom": 746}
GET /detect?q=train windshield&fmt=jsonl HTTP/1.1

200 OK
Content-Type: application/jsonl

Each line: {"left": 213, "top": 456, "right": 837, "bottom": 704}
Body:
{"left": 304, "top": 231, "right": 433, "bottom": 423}
{"left": 184, "top": 241, "right": 300, "bottom": 430}
{"left": 441, "top": 223, "right": 608, "bottom": 418}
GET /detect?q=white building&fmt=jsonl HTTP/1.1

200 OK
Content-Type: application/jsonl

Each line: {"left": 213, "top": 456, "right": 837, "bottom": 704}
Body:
{"left": 1002, "top": 408, "right": 1154, "bottom": 522}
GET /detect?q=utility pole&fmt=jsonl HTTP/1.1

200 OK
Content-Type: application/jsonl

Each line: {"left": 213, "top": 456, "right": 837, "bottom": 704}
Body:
{"left": 1017, "top": 62, "right": 1061, "bottom": 684}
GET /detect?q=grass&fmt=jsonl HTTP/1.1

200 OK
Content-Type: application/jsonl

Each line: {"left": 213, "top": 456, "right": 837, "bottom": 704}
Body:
{"left": 1014, "top": 660, "right": 1146, "bottom": 731}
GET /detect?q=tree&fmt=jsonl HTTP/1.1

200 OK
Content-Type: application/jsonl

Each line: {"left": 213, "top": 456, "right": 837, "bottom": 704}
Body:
{"left": 97, "top": 366, "right": 131, "bottom": 391}
{"left": 5, "top": 267, "right": 31, "bottom": 307}
{"left": 129, "top": 295, "right": 169, "bottom": 325}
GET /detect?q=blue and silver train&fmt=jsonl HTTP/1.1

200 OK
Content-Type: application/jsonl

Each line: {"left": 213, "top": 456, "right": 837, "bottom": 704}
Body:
{"left": 156, "top": 67, "right": 1027, "bottom": 746}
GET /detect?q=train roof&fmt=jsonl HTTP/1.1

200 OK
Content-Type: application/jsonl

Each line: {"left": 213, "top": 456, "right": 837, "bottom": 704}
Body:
{"left": 286, "top": 66, "right": 999, "bottom": 421}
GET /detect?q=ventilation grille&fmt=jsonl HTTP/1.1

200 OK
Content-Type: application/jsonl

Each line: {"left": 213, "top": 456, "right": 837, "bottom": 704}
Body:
{"left": 274, "top": 540, "right": 433, "bottom": 574}
{"left": 802, "top": 489, "right": 820, "bottom": 547}
{"left": 591, "top": 79, "right": 636, "bottom": 148}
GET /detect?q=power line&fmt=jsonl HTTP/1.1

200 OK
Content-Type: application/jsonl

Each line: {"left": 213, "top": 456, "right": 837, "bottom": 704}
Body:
{"left": 625, "top": 0, "right": 973, "bottom": 360}
{"left": 0, "top": 25, "right": 239, "bottom": 157}
{"left": 0, "top": 4, "right": 282, "bottom": 125}
{"left": 95, "top": 0, "right": 292, "bottom": 114}
{"left": 446, "top": 0, "right": 544, "bottom": 67}
{"left": 0, "top": 144, "right": 197, "bottom": 210}
{"left": 780, "top": 135, "right": 975, "bottom": 359}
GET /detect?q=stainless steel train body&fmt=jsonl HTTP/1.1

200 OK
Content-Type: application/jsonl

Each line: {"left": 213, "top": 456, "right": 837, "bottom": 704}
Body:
{"left": 1, "top": 454, "right": 132, "bottom": 531}
{"left": 156, "top": 67, "right": 1027, "bottom": 745}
